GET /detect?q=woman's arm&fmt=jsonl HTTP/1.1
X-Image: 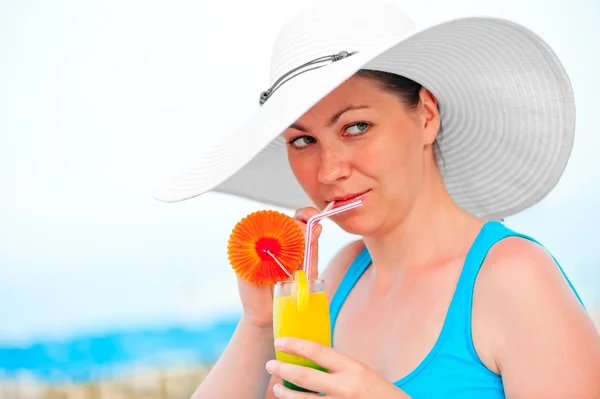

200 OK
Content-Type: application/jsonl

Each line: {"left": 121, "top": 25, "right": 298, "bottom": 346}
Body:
{"left": 191, "top": 316, "right": 275, "bottom": 399}
{"left": 475, "top": 237, "right": 600, "bottom": 398}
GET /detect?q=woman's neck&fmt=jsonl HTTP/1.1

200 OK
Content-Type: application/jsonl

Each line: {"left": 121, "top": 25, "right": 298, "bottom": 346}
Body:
{"left": 362, "top": 162, "right": 484, "bottom": 287}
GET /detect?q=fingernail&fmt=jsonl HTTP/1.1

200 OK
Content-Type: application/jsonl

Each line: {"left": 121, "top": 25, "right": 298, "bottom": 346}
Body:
{"left": 273, "top": 383, "right": 283, "bottom": 396}
{"left": 265, "top": 360, "right": 275, "bottom": 373}
{"left": 274, "top": 338, "right": 286, "bottom": 349}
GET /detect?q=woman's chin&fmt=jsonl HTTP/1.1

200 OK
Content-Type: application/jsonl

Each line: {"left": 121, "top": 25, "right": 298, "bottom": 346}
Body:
{"left": 333, "top": 211, "right": 380, "bottom": 236}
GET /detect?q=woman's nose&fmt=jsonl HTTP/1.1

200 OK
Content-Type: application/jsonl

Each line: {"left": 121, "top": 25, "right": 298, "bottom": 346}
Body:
{"left": 317, "top": 147, "right": 351, "bottom": 184}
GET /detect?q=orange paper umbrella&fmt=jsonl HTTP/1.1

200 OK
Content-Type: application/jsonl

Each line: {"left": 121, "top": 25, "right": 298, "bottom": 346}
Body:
{"left": 227, "top": 210, "right": 305, "bottom": 286}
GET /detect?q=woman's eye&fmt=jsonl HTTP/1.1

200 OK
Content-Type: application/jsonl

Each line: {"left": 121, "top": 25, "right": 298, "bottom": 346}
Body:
{"left": 345, "top": 122, "right": 370, "bottom": 135}
{"left": 290, "top": 136, "right": 315, "bottom": 148}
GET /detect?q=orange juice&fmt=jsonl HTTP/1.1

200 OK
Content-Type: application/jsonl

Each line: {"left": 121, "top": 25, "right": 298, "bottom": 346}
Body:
{"left": 273, "top": 270, "right": 331, "bottom": 392}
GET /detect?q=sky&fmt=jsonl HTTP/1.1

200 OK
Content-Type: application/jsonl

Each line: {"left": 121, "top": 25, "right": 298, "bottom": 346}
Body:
{"left": 0, "top": 0, "right": 598, "bottom": 345}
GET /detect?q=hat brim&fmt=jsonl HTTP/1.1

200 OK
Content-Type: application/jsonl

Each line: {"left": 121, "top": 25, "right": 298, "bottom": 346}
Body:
{"left": 154, "top": 17, "right": 575, "bottom": 221}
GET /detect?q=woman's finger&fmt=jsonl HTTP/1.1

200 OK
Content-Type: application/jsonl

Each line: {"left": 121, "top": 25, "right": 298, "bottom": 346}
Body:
{"left": 310, "top": 222, "right": 322, "bottom": 240}
{"left": 293, "top": 207, "right": 323, "bottom": 279}
{"left": 294, "top": 207, "right": 320, "bottom": 223}
{"left": 271, "top": 382, "right": 323, "bottom": 399}
{"left": 266, "top": 361, "right": 332, "bottom": 397}
{"left": 309, "top": 223, "right": 321, "bottom": 278}
{"left": 274, "top": 338, "right": 347, "bottom": 372}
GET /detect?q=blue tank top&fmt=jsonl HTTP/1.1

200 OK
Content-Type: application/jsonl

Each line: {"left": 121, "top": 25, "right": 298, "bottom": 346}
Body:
{"left": 328, "top": 221, "right": 585, "bottom": 398}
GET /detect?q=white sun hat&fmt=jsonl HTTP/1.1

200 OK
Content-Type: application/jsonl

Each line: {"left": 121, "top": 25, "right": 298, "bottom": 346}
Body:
{"left": 154, "top": 0, "right": 575, "bottom": 221}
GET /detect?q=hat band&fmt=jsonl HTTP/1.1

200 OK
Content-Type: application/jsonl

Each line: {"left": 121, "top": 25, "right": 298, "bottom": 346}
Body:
{"left": 259, "top": 50, "right": 357, "bottom": 106}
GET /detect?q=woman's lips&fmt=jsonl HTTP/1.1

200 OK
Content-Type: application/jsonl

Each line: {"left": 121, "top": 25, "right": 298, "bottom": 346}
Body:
{"left": 329, "top": 190, "right": 370, "bottom": 208}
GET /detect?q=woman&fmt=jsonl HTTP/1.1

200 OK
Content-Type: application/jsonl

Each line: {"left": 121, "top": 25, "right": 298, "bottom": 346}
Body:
{"left": 155, "top": 0, "right": 600, "bottom": 397}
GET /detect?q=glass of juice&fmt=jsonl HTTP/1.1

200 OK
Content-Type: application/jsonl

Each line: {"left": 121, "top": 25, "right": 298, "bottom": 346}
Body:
{"left": 273, "top": 270, "right": 331, "bottom": 392}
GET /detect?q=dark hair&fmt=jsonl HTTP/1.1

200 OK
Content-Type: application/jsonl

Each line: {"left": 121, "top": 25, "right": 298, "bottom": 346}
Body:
{"left": 356, "top": 69, "right": 444, "bottom": 169}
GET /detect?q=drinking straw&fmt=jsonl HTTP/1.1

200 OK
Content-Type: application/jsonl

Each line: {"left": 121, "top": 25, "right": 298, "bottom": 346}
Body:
{"left": 262, "top": 202, "right": 336, "bottom": 280}
{"left": 302, "top": 200, "right": 363, "bottom": 280}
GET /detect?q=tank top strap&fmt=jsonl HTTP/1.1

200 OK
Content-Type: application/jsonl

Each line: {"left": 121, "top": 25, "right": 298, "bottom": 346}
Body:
{"left": 329, "top": 246, "right": 372, "bottom": 344}
{"left": 447, "top": 221, "right": 586, "bottom": 351}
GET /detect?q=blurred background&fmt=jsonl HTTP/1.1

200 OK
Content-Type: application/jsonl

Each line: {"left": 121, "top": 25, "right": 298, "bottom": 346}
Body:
{"left": 1, "top": 0, "right": 598, "bottom": 397}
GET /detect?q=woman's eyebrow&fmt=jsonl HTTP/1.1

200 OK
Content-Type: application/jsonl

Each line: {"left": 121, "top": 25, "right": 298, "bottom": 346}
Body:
{"left": 289, "top": 104, "right": 371, "bottom": 133}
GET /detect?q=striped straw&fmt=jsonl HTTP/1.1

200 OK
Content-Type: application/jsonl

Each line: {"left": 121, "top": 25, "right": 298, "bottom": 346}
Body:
{"left": 311, "top": 201, "right": 335, "bottom": 231}
{"left": 260, "top": 202, "right": 337, "bottom": 282}
{"left": 302, "top": 200, "right": 363, "bottom": 280}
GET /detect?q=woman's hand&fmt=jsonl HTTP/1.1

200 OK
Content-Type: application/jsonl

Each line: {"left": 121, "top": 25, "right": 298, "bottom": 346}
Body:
{"left": 238, "top": 207, "right": 324, "bottom": 329}
{"left": 265, "top": 337, "right": 411, "bottom": 398}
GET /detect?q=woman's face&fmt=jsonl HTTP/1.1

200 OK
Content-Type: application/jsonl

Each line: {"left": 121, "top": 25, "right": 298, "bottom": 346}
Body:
{"left": 283, "top": 74, "right": 440, "bottom": 236}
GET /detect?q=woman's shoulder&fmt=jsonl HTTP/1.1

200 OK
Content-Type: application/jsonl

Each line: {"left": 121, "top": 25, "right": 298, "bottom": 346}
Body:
{"left": 472, "top": 235, "right": 600, "bottom": 395}
{"left": 320, "top": 239, "right": 365, "bottom": 301}
{"left": 477, "top": 234, "right": 574, "bottom": 296}
{"left": 475, "top": 234, "right": 584, "bottom": 315}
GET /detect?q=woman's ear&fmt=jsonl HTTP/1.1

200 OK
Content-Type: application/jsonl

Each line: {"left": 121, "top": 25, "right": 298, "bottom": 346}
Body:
{"left": 418, "top": 87, "right": 441, "bottom": 146}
